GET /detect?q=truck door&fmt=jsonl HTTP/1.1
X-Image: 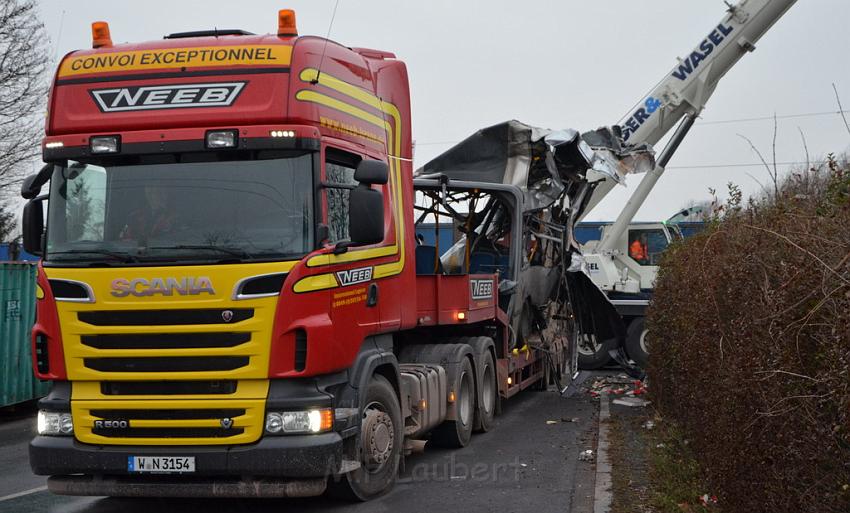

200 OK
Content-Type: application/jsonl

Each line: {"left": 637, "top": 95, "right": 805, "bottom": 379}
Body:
{"left": 323, "top": 147, "right": 380, "bottom": 338}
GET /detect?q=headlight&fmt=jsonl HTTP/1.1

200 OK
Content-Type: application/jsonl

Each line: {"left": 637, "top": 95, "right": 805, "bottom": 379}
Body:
{"left": 37, "top": 411, "right": 73, "bottom": 436}
{"left": 265, "top": 408, "right": 332, "bottom": 435}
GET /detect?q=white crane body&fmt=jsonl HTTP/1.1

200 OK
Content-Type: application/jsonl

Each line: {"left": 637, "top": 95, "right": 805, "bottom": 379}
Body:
{"left": 578, "top": 0, "right": 798, "bottom": 368}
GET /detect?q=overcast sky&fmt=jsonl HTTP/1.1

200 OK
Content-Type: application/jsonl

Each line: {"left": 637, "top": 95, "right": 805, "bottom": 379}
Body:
{"left": 36, "top": 0, "right": 850, "bottom": 221}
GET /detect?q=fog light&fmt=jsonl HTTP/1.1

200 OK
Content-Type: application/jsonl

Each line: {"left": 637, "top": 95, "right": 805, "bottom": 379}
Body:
{"left": 37, "top": 411, "right": 73, "bottom": 436}
{"left": 90, "top": 135, "right": 120, "bottom": 154}
{"left": 270, "top": 130, "right": 295, "bottom": 138}
{"left": 206, "top": 130, "right": 238, "bottom": 149}
{"left": 265, "top": 412, "right": 283, "bottom": 434}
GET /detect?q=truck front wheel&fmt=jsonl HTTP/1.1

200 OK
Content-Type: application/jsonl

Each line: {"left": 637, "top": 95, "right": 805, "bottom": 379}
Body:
{"left": 330, "top": 374, "right": 402, "bottom": 501}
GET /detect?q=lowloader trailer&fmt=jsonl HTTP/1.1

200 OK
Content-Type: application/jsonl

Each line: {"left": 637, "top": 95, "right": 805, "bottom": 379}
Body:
{"left": 20, "top": 10, "right": 632, "bottom": 500}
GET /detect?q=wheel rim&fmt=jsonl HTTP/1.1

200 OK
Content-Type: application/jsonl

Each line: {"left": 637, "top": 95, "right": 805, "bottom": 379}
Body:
{"left": 458, "top": 370, "right": 473, "bottom": 426}
{"left": 639, "top": 329, "right": 649, "bottom": 354}
{"left": 361, "top": 401, "right": 395, "bottom": 473}
{"left": 481, "top": 361, "right": 495, "bottom": 415}
{"left": 577, "top": 335, "right": 602, "bottom": 356}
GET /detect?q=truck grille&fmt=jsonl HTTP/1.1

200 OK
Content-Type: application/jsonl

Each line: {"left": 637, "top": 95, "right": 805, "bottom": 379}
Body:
{"left": 67, "top": 308, "right": 267, "bottom": 380}
{"left": 84, "top": 356, "right": 250, "bottom": 373}
{"left": 92, "top": 427, "right": 245, "bottom": 438}
{"left": 100, "top": 381, "right": 237, "bottom": 396}
{"left": 73, "top": 401, "right": 265, "bottom": 446}
{"left": 78, "top": 309, "right": 254, "bottom": 326}
{"left": 82, "top": 333, "right": 251, "bottom": 349}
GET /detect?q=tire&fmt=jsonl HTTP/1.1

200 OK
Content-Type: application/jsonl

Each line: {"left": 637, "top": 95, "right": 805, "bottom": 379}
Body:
{"left": 577, "top": 334, "right": 611, "bottom": 370}
{"left": 625, "top": 317, "right": 649, "bottom": 368}
{"left": 473, "top": 349, "right": 497, "bottom": 432}
{"left": 328, "top": 374, "right": 402, "bottom": 501}
{"left": 431, "top": 356, "right": 475, "bottom": 448}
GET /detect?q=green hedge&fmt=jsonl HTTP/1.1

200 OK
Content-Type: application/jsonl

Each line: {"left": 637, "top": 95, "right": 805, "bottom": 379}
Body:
{"left": 648, "top": 157, "right": 850, "bottom": 512}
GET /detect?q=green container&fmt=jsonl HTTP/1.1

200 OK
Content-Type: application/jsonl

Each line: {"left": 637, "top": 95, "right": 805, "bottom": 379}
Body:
{"left": 0, "top": 263, "right": 49, "bottom": 408}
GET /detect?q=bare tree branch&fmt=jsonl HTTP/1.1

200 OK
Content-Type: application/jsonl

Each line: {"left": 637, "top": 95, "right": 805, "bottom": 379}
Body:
{"left": 833, "top": 82, "right": 850, "bottom": 141}
{"left": 737, "top": 133, "right": 777, "bottom": 198}
{"left": 0, "top": 0, "right": 49, "bottom": 210}
{"left": 797, "top": 126, "right": 810, "bottom": 172}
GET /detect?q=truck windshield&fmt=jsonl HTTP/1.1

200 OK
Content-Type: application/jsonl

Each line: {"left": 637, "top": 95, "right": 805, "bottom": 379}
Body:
{"left": 45, "top": 152, "right": 314, "bottom": 265}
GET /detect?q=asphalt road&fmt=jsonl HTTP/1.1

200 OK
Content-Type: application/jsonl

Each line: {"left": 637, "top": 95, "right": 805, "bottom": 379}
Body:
{"left": 0, "top": 389, "right": 597, "bottom": 513}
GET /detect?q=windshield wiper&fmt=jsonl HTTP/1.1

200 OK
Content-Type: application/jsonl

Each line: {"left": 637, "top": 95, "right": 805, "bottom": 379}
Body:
{"left": 146, "top": 245, "right": 253, "bottom": 259}
{"left": 50, "top": 249, "right": 139, "bottom": 263}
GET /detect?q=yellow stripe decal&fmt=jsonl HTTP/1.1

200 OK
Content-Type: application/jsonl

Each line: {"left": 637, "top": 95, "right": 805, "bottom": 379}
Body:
{"left": 293, "top": 68, "right": 407, "bottom": 291}
{"left": 58, "top": 45, "right": 292, "bottom": 78}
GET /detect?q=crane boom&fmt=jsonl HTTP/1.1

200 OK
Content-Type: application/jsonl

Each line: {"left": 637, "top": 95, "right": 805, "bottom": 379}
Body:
{"left": 585, "top": 0, "right": 797, "bottom": 242}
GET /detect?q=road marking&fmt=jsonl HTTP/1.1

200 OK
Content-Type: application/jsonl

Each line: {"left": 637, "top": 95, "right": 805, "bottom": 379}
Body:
{"left": 593, "top": 392, "right": 612, "bottom": 513}
{"left": 0, "top": 485, "right": 48, "bottom": 503}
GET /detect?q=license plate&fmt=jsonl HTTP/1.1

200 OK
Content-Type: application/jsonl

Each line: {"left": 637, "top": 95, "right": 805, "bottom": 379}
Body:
{"left": 128, "top": 456, "right": 195, "bottom": 473}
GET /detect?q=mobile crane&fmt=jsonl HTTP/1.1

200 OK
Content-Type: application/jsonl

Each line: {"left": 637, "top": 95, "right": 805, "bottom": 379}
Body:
{"left": 578, "top": 0, "right": 798, "bottom": 368}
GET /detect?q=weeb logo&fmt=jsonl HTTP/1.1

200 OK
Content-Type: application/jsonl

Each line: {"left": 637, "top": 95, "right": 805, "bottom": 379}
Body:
{"left": 470, "top": 279, "right": 494, "bottom": 301}
{"left": 90, "top": 82, "right": 245, "bottom": 112}
{"left": 335, "top": 267, "right": 373, "bottom": 287}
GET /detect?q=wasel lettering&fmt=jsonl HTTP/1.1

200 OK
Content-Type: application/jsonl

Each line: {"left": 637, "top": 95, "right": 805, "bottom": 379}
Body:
{"left": 672, "top": 23, "right": 734, "bottom": 81}
{"left": 90, "top": 82, "right": 245, "bottom": 113}
{"left": 111, "top": 277, "right": 215, "bottom": 298}
{"left": 621, "top": 22, "right": 734, "bottom": 142}
{"left": 470, "top": 279, "right": 494, "bottom": 301}
{"left": 335, "top": 267, "right": 373, "bottom": 287}
{"left": 621, "top": 96, "right": 662, "bottom": 142}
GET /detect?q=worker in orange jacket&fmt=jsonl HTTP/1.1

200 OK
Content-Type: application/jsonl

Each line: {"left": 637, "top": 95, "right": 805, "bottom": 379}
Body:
{"left": 629, "top": 234, "right": 648, "bottom": 264}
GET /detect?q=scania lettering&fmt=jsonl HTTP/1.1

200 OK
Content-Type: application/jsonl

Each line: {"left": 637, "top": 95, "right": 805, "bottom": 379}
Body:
{"left": 110, "top": 277, "right": 215, "bottom": 297}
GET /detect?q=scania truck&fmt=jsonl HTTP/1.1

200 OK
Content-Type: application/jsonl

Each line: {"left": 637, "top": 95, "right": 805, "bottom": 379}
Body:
{"left": 21, "top": 10, "right": 589, "bottom": 500}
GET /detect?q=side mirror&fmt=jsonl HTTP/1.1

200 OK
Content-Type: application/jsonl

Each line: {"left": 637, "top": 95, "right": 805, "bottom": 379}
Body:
{"left": 22, "top": 199, "right": 45, "bottom": 256}
{"left": 21, "top": 164, "right": 54, "bottom": 200}
{"left": 354, "top": 160, "right": 388, "bottom": 185}
{"left": 348, "top": 185, "right": 384, "bottom": 246}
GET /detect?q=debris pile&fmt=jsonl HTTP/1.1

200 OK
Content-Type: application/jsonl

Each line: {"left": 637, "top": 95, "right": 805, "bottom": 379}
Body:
{"left": 586, "top": 374, "right": 648, "bottom": 401}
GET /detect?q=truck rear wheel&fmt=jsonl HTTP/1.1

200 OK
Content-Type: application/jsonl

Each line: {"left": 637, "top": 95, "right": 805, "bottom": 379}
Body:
{"left": 329, "top": 374, "right": 401, "bottom": 501}
{"left": 625, "top": 317, "right": 649, "bottom": 367}
{"left": 473, "top": 348, "right": 496, "bottom": 432}
{"left": 577, "top": 334, "right": 611, "bottom": 370}
{"left": 430, "top": 356, "right": 475, "bottom": 448}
